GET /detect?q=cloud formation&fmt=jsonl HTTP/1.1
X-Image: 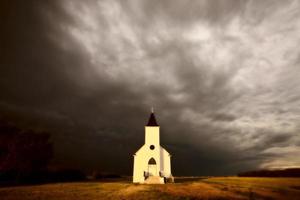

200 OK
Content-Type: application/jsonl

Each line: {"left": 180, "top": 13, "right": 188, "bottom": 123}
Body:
{"left": 1, "top": 0, "right": 300, "bottom": 175}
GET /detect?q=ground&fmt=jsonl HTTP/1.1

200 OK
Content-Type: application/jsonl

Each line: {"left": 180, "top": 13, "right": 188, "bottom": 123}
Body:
{"left": 1, "top": 177, "right": 300, "bottom": 200}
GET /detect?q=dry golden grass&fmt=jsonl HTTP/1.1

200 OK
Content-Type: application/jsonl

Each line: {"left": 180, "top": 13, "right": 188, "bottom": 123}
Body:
{"left": 0, "top": 177, "right": 300, "bottom": 200}
{"left": 157, "top": 182, "right": 246, "bottom": 199}
{"left": 203, "top": 177, "right": 300, "bottom": 200}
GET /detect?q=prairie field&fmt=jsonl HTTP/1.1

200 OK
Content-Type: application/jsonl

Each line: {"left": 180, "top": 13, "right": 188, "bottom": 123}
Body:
{"left": 1, "top": 177, "right": 300, "bottom": 200}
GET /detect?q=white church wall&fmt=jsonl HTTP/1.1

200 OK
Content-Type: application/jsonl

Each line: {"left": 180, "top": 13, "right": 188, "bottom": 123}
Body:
{"left": 133, "top": 146, "right": 145, "bottom": 183}
{"left": 145, "top": 127, "right": 160, "bottom": 145}
{"left": 160, "top": 147, "right": 165, "bottom": 173}
{"left": 164, "top": 149, "right": 171, "bottom": 177}
{"left": 160, "top": 147, "right": 171, "bottom": 177}
{"left": 133, "top": 142, "right": 161, "bottom": 183}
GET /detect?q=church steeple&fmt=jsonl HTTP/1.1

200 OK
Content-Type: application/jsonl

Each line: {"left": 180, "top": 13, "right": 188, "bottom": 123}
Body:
{"left": 146, "top": 108, "right": 159, "bottom": 126}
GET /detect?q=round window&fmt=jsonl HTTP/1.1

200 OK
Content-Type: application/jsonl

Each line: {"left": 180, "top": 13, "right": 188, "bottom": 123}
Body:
{"left": 150, "top": 145, "right": 155, "bottom": 150}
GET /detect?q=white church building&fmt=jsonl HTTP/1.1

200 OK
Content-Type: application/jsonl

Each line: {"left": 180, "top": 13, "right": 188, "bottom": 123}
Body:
{"left": 133, "top": 110, "right": 173, "bottom": 184}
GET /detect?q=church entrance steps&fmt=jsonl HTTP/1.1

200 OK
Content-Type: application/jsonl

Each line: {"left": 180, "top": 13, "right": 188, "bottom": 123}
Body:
{"left": 144, "top": 176, "right": 165, "bottom": 184}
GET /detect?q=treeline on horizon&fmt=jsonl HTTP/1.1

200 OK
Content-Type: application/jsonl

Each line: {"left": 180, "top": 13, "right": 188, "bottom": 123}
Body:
{"left": 0, "top": 119, "right": 121, "bottom": 186}
{"left": 238, "top": 168, "right": 300, "bottom": 177}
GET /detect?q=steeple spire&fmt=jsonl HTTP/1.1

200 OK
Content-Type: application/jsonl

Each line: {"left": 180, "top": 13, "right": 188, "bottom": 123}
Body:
{"left": 147, "top": 108, "right": 159, "bottom": 126}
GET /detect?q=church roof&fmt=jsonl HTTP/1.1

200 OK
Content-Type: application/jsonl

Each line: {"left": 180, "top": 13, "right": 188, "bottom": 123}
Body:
{"left": 146, "top": 112, "right": 159, "bottom": 126}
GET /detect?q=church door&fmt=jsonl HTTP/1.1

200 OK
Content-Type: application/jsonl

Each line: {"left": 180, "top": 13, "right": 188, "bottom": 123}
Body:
{"left": 148, "top": 158, "right": 157, "bottom": 176}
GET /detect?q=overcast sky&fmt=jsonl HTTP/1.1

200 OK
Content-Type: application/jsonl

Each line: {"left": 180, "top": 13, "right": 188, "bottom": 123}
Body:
{"left": 1, "top": 0, "right": 300, "bottom": 175}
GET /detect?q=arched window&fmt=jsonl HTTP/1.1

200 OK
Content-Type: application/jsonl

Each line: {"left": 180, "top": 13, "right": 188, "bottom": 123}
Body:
{"left": 148, "top": 157, "right": 156, "bottom": 165}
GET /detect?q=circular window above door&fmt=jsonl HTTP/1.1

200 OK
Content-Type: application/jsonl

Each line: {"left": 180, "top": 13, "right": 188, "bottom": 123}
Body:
{"left": 150, "top": 145, "right": 155, "bottom": 150}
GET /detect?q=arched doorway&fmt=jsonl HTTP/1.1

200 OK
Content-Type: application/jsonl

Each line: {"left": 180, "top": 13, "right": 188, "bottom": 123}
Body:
{"left": 148, "top": 158, "right": 157, "bottom": 176}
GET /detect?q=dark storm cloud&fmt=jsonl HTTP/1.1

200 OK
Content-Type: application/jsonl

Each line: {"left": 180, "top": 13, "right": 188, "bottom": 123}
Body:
{"left": 1, "top": 0, "right": 300, "bottom": 175}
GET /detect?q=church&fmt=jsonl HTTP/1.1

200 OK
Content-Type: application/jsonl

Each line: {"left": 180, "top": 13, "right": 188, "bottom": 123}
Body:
{"left": 133, "top": 110, "right": 173, "bottom": 184}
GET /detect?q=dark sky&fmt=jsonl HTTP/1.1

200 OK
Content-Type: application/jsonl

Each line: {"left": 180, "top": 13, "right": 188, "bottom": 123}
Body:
{"left": 1, "top": 0, "right": 300, "bottom": 176}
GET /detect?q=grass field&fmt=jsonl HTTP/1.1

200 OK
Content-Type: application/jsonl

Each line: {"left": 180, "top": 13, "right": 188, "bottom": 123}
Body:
{"left": 1, "top": 177, "right": 300, "bottom": 200}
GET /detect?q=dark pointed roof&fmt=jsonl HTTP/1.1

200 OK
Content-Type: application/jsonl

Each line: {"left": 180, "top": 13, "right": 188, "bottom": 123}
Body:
{"left": 147, "top": 112, "right": 159, "bottom": 126}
